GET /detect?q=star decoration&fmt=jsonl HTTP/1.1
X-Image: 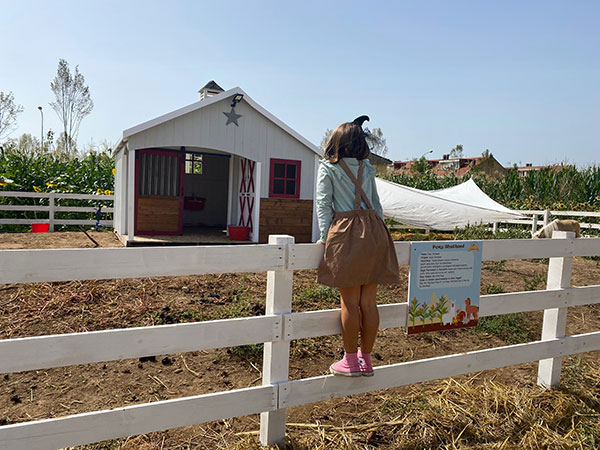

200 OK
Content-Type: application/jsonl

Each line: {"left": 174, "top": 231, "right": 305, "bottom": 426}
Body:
{"left": 223, "top": 107, "right": 242, "bottom": 126}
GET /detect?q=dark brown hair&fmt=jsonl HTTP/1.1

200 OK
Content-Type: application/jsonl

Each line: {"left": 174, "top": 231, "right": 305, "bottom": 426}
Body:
{"left": 323, "top": 122, "right": 370, "bottom": 163}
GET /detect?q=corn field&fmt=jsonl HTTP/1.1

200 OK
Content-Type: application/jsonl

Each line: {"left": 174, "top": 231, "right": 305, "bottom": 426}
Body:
{"left": 0, "top": 148, "right": 114, "bottom": 231}
{"left": 385, "top": 165, "right": 600, "bottom": 212}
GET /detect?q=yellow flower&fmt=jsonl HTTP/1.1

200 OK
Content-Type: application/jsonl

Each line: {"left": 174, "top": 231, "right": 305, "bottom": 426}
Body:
{"left": 104, "top": 190, "right": 113, "bottom": 195}
{"left": 112, "top": 168, "right": 115, "bottom": 176}
{"left": 0, "top": 182, "right": 7, "bottom": 187}
{"left": 33, "top": 186, "right": 42, "bottom": 192}
{"left": 96, "top": 188, "right": 103, "bottom": 194}
{"left": 596, "top": 196, "right": 600, "bottom": 202}
{"left": 45, "top": 183, "right": 58, "bottom": 187}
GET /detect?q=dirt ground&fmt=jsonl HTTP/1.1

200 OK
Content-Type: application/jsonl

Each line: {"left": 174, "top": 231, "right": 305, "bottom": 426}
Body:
{"left": 0, "top": 232, "right": 599, "bottom": 449}
{"left": 0, "top": 230, "right": 123, "bottom": 249}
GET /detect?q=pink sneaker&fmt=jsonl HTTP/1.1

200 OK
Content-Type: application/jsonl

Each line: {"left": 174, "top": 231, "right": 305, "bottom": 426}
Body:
{"left": 358, "top": 350, "right": 374, "bottom": 376}
{"left": 329, "top": 352, "right": 362, "bottom": 377}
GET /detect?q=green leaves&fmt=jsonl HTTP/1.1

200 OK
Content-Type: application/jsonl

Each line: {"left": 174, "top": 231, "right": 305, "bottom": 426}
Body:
{"left": 384, "top": 164, "right": 600, "bottom": 211}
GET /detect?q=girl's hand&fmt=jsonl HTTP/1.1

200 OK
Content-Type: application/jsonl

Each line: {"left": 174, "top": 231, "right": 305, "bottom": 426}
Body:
{"left": 317, "top": 240, "right": 325, "bottom": 245}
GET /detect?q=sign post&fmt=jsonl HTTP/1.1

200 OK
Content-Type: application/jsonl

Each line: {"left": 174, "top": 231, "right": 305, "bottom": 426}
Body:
{"left": 407, "top": 241, "right": 483, "bottom": 334}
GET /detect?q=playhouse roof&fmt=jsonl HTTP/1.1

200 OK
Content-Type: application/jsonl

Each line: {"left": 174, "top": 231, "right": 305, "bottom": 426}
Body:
{"left": 200, "top": 80, "right": 224, "bottom": 91}
{"left": 114, "top": 87, "right": 320, "bottom": 157}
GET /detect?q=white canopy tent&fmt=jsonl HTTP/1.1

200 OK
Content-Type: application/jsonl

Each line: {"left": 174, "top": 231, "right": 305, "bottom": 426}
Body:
{"left": 375, "top": 178, "right": 524, "bottom": 230}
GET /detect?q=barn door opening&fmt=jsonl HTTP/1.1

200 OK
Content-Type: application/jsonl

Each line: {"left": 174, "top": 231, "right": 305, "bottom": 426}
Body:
{"left": 135, "top": 149, "right": 184, "bottom": 235}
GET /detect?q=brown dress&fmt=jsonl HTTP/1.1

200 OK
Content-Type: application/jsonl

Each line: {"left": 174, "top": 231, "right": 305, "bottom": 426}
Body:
{"left": 317, "top": 159, "right": 400, "bottom": 288}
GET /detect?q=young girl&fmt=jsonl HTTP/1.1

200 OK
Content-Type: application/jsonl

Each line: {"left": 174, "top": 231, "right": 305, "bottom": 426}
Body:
{"left": 316, "top": 116, "right": 400, "bottom": 377}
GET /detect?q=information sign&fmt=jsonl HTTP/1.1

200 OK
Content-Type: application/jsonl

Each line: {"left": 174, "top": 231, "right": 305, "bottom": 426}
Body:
{"left": 407, "top": 241, "right": 483, "bottom": 334}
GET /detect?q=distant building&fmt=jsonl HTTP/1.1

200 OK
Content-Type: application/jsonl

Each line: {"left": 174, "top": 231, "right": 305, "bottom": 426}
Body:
{"left": 393, "top": 153, "right": 506, "bottom": 178}
{"left": 506, "top": 163, "right": 565, "bottom": 177}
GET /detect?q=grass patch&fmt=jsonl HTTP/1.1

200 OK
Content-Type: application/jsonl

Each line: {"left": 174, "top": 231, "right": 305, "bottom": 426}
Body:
{"left": 295, "top": 284, "right": 339, "bottom": 310}
{"left": 474, "top": 313, "right": 532, "bottom": 344}
{"left": 483, "top": 283, "right": 504, "bottom": 295}
{"left": 524, "top": 272, "right": 546, "bottom": 291}
{"left": 228, "top": 344, "right": 264, "bottom": 360}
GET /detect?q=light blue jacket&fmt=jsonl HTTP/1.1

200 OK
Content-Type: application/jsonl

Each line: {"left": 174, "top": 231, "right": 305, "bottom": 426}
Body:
{"left": 316, "top": 157, "right": 384, "bottom": 242}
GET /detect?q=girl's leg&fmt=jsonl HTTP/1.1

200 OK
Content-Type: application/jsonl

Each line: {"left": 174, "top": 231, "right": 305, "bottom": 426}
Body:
{"left": 358, "top": 284, "right": 379, "bottom": 354}
{"left": 338, "top": 285, "right": 362, "bottom": 353}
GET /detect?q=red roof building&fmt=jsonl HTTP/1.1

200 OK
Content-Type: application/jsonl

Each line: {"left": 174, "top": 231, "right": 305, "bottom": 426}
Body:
{"left": 393, "top": 153, "right": 505, "bottom": 178}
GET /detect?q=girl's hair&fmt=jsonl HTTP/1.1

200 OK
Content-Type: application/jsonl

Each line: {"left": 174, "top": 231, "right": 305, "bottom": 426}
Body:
{"left": 323, "top": 122, "right": 370, "bottom": 163}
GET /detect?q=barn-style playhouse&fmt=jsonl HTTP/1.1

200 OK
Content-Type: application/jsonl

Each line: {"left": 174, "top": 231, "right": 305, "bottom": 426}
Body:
{"left": 113, "top": 81, "right": 320, "bottom": 245}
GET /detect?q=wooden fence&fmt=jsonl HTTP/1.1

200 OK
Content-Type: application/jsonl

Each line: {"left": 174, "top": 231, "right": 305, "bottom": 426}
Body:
{"left": 1, "top": 233, "right": 600, "bottom": 449}
{"left": 0, "top": 191, "right": 114, "bottom": 230}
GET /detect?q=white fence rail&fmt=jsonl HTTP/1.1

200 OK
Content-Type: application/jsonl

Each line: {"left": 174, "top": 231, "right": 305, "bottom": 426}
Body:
{"left": 1, "top": 234, "right": 600, "bottom": 449}
{"left": 493, "top": 209, "right": 600, "bottom": 235}
{"left": 0, "top": 191, "right": 114, "bottom": 230}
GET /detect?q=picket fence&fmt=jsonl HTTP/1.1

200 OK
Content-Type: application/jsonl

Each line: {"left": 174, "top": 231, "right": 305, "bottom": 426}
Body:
{"left": 1, "top": 233, "right": 600, "bottom": 449}
{"left": 0, "top": 191, "right": 114, "bottom": 230}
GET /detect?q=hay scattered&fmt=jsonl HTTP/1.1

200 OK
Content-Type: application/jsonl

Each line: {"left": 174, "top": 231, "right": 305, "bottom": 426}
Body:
{"left": 228, "top": 362, "right": 600, "bottom": 450}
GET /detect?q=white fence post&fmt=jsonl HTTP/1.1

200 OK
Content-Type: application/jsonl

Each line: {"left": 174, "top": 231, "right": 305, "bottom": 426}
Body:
{"left": 531, "top": 214, "right": 538, "bottom": 237}
{"left": 543, "top": 209, "right": 550, "bottom": 226}
{"left": 260, "top": 234, "right": 294, "bottom": 446}
{"left": 48, "top": 193, "right": 55, "bottom": 232}
{"left": 537, "top": 230, "right": 574, "bottom": 388}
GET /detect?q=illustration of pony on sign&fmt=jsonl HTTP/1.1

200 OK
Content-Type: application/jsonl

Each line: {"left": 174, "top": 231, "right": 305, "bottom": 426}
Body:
{"left": 406, "top": 241, "right": 482, "bottom": 334}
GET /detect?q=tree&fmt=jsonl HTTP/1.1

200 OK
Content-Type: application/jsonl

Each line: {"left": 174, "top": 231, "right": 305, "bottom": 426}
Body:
{"left": 50, "top": 59, "right": 94, "bottom": 155}
{"left": 320, "top": 126, "right": 388, "bottom": 157}
{"left": 365, "top": 127, "right": 388, "bottom": 157}
{"left": 6, "top": 133, "right": 41, "bottom": 155}
{"left": 449, "top": 144, "right": 463, "bottom": 159}
{"left": 0, "top": 91, "right": 24, "bottom": 141}
{"left": 55, "top": 132, "right": 77, "bottom": 155}
{"left": 320, "top": 129, "right": 333, "bottom": 151}
{"left": 410, "top": 155, "right": 430, "bottom": 175}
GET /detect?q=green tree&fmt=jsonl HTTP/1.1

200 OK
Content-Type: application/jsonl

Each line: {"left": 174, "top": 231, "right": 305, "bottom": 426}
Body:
{"left": 410, "top": 155, "right": 430, "bottom": 175}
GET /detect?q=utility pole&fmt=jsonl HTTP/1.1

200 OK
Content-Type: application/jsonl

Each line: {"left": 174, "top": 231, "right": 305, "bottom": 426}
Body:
{"left": 37, "top": 106, "right": 44, "bottom": 152}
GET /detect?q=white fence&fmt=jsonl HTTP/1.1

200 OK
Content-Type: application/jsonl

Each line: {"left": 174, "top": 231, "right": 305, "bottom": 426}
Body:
{"left": 1, "top": 234, "right": 600, "bottom": 449}
{"left": 494, "top": 209, "right": 600, "bottom": 235}
{"left": 0, "top": 191, "right": 114, "bottom": 230}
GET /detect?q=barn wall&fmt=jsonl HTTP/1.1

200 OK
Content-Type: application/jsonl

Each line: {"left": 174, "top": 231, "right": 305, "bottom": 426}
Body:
{"left": 126, "top": 98, "right": 317, "bottom": 201}
{"left": 259, "top": 198, "right": 313, "bottom": 243}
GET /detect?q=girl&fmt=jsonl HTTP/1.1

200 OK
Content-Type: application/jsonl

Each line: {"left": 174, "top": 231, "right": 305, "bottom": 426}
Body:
{"left": 317, "top": 116, "right": 400, "bottom": 377}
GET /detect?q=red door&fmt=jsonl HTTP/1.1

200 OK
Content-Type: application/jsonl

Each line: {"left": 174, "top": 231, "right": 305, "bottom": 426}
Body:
{"left": 135, "top": 149, "right": 184, "bottom": 235}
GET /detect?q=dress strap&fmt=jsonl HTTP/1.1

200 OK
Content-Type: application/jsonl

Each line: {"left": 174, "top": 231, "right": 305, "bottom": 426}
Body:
{"left": 338, "top": 159, "right": 374, "bottom": 210}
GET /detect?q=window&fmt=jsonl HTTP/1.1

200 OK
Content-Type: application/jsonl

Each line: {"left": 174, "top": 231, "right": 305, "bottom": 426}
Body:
{"left": 269, "top": 158, "right": 301, "bottom": 198}
{"left": 185, "top": 153, "right": 203, "bottom": 174}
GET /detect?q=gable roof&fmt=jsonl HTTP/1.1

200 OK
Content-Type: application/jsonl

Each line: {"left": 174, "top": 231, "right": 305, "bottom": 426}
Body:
{"left": 117, "top": 87, "right": 320, "bottom": 156}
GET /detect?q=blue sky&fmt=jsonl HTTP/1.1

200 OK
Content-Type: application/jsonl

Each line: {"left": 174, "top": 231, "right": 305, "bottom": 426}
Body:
{"left": 2, "top": 0, "right": 599, "bottom": 166}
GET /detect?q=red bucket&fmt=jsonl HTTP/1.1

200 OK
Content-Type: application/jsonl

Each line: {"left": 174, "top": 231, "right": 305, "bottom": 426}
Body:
{"left": 228, "top": 226, "right": 250, "bottom": 241}
{"left": 32, "top": 223, "right": 49, "bottom": 233}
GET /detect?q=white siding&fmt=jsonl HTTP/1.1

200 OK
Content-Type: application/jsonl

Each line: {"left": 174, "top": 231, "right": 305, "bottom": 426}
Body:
{"left": 126, "top": 98, "right": 317, "bottom": 201}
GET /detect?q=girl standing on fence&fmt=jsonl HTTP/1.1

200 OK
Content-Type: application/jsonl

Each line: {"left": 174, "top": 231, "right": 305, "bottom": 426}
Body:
{"left": 316, "top": 116, "right": 400, "bottom": 377}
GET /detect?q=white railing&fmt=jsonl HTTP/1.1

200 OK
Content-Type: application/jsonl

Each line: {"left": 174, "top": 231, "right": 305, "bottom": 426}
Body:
{"left": 1, "top": 234, "right": 600, "bottom": 449}
{"left": 493, "top": 209, "right": 600, "bottom": 235}
{"left": 0, "top": 191, "right": 114, "bottom": 230}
